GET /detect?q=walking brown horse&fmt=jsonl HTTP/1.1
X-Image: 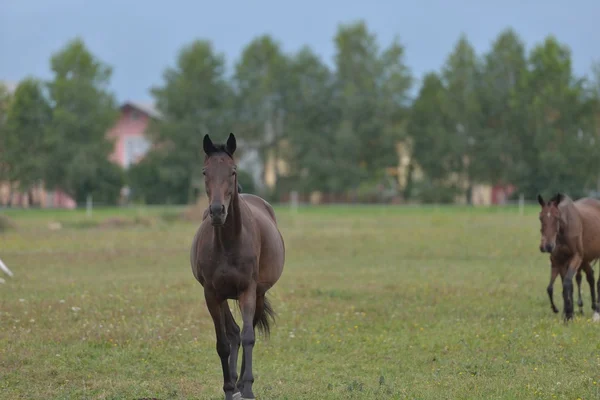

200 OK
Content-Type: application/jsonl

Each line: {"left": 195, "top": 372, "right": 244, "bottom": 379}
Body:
{"left": 538, "top": 193, "right": 600, "bottom": 321}
{"left": 190, "top": 133, "right": 285, "bottom": 400}
{"left": 546, "top": 243, "right": 595, "bottom": 315}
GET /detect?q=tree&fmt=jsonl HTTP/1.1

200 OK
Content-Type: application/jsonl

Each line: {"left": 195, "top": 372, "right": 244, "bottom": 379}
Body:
{"left": 332, "top": 21, "right": 413, "bottom": 192}
{"left": 284, "top": 47, "right": 338, "bottom": 192}
{"left": 441, "top": 35, "right": 483, "bottom": 202}
{"left": 151, "top": 40, "right": 233, "bottom": 204}
{"left": 45, "top": 38, "right": 121, "bottom": 204}
{"left": 406, "top": 72, "right": 459, "bottom": 202}
{"left": 520, "top": 36, "right": 600, "bottom": 197}
{"left": 233, "top": 35, "right": 290, "bottom": 191}
{"left": 478, "top": 29, "right": 529, "bottom": 186}
{"left": 3, "top": 78, "right": 52, "bottom": 189}
{"left": 0, "top": 83, "right": 13, "bottom": 181}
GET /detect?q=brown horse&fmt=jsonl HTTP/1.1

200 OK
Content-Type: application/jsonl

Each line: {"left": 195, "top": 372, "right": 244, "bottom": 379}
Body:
{"left": 546, "top": 243, "right": 595, "bottom": 315}
{"left": 538, "top": 193, "right": 600, "bottom": 321}
{"left": 190, "top": 133, "right": 285, "bottom": 400}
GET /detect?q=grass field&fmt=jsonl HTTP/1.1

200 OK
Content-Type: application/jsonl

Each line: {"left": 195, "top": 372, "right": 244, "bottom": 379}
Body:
{"left": 1, "top": 204, "right": 599, "bottom": 399}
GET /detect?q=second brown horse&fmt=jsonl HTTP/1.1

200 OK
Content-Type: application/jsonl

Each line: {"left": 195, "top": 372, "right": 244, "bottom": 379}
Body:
{"left": 538, "top": 193, "right": 600, "bottom": 321}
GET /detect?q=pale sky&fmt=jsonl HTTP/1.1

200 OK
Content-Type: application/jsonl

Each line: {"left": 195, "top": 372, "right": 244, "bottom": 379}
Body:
{"left": 1, "top": 0, "right": 598, "bottom": 103}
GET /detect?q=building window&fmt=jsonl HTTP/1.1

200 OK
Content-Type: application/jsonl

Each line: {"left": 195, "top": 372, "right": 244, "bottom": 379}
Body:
{"left": 124, "top": 136, "right": 151, "bottom": 168}
{"left": 130, "top": 110, "right": 141, "bottom": 121}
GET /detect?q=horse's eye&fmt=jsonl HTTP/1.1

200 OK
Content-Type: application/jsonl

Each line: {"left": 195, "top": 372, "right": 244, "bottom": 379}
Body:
{"left": 202, "top": 171, "right": 206, "bottom": 176}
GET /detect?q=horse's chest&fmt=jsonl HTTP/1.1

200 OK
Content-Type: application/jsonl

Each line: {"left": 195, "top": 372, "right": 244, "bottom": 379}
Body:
{"left": 200, "top": 254, "right": 256, "bottom": 298}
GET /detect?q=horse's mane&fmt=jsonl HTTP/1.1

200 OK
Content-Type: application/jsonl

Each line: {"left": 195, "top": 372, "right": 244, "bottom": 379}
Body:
{"left": 550, "top": 192, "right": 573, "bottom": 206}
{"left": 207, "top": 144, "right": 234, "bottom": 159}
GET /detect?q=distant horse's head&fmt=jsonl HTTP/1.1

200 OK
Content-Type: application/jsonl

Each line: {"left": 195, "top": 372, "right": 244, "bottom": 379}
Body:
{"left": 203, "top": 133, "right": 238, "bottom": 226}
{"left": 537, "top": 193, "right": 565, "bottom": 253}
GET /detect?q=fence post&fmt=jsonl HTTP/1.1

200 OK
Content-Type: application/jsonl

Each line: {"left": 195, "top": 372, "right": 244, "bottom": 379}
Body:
{"left": 86, "top": 194, "right": 93, "bottom": 218}
{"left": 518, "top": 193, "right": 525, "bottom": 216}
{"left": 290, "top": 191, "right": 298, "bottom": 215}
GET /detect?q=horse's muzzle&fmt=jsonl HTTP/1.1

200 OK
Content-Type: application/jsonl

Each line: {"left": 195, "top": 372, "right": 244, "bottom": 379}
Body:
{"left": 540, "top": 243, "right": 555, "bottom": 253}
{"left": 209, "top": 203, "right": 226, "bottom": 226}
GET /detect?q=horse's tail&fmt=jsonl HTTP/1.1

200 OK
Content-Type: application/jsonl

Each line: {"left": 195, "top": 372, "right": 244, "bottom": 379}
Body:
{"left": 254, "top": 295, "right": 276, "bottom": 338}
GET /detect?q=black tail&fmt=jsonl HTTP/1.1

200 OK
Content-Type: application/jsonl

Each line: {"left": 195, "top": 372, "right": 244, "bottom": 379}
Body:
{"left": 254, "top": 295, "right": 276, "bottom": 338}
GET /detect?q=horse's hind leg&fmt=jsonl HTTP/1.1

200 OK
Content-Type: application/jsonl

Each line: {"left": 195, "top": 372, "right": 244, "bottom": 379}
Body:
{"left": 582, "top": 262, "right": 596, "bottom": 314}
{"left": 205, "top": 291, "right": 236, "bottom": 400}
{"left": 223, "top": 303, "right": 242, "bottom": 399}
{"left": 576, "top": 268, "right": 584, "bottom": 315}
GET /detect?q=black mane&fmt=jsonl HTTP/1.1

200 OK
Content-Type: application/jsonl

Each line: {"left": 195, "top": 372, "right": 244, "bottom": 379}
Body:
{"left": 207, "top": 144, "right": 234, "bottom": 158}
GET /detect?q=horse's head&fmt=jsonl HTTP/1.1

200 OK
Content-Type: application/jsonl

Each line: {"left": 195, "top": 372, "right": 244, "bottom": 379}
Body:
{"left": 537, "top": 193, "right": 564, "bottom": 253}
{"left": 202, "top": 133, "right": 238, "bottom": 226}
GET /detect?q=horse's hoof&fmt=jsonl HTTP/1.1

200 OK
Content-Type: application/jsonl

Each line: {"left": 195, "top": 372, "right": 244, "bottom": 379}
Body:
{"left": 593, "top": 312, "right": 600, "bottom": 322}
{"left": 232, "top": 392, "right": 242, "bottom": 400}
{"left": 552, "top": 307, "right": 559, "bottom": 314}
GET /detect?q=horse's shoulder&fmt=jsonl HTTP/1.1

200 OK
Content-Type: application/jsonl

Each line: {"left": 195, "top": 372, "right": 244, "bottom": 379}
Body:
{"left": 240, "top": 194, "right": 277, "bottom": 223}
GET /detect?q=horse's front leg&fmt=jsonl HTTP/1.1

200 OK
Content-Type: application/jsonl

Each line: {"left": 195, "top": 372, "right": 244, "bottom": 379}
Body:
{"left": 238, "top": 283, "right": 257, "bottom": 399}
{"left": 205, "top": 291, "right": 236, "bottom": 400}
{"left": 223, "top": 304, "right": 242, "bottom": 400}
{"left": 547, "top": 264, "right": 560, "bottom": 314}
{"left": 563, "top": 256, "right": 582, "bottom": 322}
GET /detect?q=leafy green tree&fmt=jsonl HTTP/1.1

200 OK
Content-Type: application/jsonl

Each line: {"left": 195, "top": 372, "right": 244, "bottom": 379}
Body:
{"left": 45, "top": 38, "right": 121, "bottom": 204}
{"left": 441, "top": 35, "right": 483, "bottom": 201}
{"left": 284, "top": 47, "right": 337, "bottom": 192}
{"left": 406, "top": 72, "right": 458, "bottom": 201}
{"left": 520, "top": 36, "right": 600, "bottom": 197}
{"left": 0, "top": 83, "right": 13, "bottom": 181}
{"left": 233, "top": 35, "right": 290, "bottom": 190}
{"left": 3, "top": 78, "right": 52, "bottom": 189}
{"left": 332, "top": 21, "right": 413, "bottom": 192}
{"left": 478, "top": 29, "right": 529, "bottom": 186}
{"left": 151, "top": 40, "right": 233, "bottom": 204}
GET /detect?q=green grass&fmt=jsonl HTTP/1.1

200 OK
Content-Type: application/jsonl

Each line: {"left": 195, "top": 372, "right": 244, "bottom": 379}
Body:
{"left": 1, "top": 205, "right": 598, "bottom": 399}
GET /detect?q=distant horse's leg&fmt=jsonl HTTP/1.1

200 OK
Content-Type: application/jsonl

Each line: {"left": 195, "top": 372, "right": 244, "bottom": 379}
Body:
{"left": 563, "top": 257, "right": 581, "bottom": 321}
{"left": 582, "top": 262, "right": 596, "bottom": 313}
{"left": 205, "top": 292, "right": 236, "bottom": 400}
{"left": 595, "top": 268, "right": 600, "bottom": 322}
{"left": 224, "top": 303, "right": 242, "bottom": 399}
{"left": 547, "top": 265, "right": 560, "bottom": 314}
{"left": 576, "top": 269, "right": 584, "bottom": 314}
{"left": 238, "top": 285, "right": 257, "bottom": 399}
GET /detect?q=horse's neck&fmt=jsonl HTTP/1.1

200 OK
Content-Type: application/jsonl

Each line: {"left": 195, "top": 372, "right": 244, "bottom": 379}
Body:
{"left": 214, "top": 193, "right": 243, "bottom": 247}
{"left": 559, "top": 200, "right": 582, "bottom": 238}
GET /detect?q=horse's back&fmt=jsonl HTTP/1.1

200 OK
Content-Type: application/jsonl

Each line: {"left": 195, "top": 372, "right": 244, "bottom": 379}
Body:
{"left": 574, "top": 198, "right": 600, "bottom": 224}
{"left": 241, "top": 193, "right": 285, "bottom": 290}
{"left": 572, "top": 197, "right": 600, "bottom": 260}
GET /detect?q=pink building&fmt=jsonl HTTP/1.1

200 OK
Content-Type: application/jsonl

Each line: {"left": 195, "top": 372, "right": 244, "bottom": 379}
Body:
{"left": 1, "top": 99, "right": 160, "bottom": 209}
{"left": 107, "top": 102, "right": 161, "bottom": 169}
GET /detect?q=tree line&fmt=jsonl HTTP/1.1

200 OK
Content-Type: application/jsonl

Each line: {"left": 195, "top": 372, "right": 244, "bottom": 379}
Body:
{"left": 1, "top": 21, "right": 599, "bottom": 206}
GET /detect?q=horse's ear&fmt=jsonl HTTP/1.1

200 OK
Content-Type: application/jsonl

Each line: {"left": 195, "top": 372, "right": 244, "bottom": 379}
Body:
{"left": 537, "top": 194, "right": 545, "bottom": 207}
{"left": 552, "top": 192, "right": 564, "bottom": 206}
{"left": 203, "top": 134, "right": 217, "bottom": 155}
{"left": 226, "top": 133, "right": 237, "bottom": 155}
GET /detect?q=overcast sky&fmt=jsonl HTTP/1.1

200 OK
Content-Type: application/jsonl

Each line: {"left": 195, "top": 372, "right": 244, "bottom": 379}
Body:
{"left": 1, "top": 0, "right": 598, "bottom": 103}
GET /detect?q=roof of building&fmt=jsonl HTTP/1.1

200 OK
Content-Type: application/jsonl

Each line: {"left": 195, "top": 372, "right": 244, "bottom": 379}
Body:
{"left": 121, "top": 101, "right": 163, "bottom": 120}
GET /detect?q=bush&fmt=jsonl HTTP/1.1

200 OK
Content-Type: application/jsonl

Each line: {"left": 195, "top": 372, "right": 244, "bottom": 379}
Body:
{"left": 127, "top": 152, "right": 188, "bottom": 205}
